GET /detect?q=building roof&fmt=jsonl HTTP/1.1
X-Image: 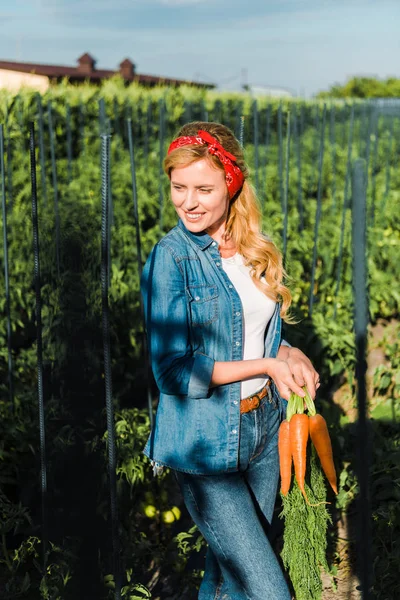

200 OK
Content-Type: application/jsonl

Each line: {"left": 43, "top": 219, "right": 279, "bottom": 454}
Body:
{"left": 0, "top": 53, "right": 214, "bottom": 88}
{"left": 247, "top": 85, "right": 294, "bottom": 98}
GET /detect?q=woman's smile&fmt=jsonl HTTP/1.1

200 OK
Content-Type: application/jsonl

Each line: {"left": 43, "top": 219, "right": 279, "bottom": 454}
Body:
{"left": 185, "top": 212, "right": 206, "bottom": 221}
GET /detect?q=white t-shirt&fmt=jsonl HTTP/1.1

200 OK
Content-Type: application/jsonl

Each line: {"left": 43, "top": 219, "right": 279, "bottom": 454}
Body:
{"left": 221, "top": 253, "right": 276, "bottom": 399}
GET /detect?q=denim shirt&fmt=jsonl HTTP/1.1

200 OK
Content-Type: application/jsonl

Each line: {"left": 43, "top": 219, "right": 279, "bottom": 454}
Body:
{"left": 140, "top": 219, "right": 288, "bottom": 475}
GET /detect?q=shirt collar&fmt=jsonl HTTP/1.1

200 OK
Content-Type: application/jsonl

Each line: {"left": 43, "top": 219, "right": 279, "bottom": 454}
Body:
{"left": 177, "top": 219, "right": 215, "bottom": 251}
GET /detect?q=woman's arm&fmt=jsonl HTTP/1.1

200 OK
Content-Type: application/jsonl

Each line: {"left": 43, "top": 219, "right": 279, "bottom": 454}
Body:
{"left": 210, "top": 345, "right": 320, "bottom": 401}
{"left": 210, "top": 357, "right": 306, "bottom": 400}
{"left": 141, "top": 243, "right": 215, "bottom": 398}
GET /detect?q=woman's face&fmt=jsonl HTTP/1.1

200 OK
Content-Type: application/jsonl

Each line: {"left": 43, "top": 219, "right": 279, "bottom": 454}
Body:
{"left": 170, "top": 158, "right": 229, "bottom": 238}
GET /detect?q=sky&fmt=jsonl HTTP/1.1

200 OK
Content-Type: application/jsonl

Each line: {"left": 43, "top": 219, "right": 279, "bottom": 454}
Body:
{"left": 0, "top": 0, "right": 399, "bottom": 97}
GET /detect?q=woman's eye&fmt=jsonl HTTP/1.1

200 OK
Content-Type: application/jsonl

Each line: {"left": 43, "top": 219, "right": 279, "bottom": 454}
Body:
{"left": 199, "top": 188, "right": 212, "bottom": 193}
{"left": 173, "top": 185, "right": 183, "bottom": 191}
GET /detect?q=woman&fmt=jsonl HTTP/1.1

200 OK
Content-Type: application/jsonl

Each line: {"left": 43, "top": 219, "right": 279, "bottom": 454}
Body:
{"left": 140, "top": 121, "right": 319, "bottom": 600}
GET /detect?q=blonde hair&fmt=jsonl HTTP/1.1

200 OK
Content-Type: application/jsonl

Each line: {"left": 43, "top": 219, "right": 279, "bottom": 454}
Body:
{"left": 164, "top": 121, "right": 293, "bottom": 321}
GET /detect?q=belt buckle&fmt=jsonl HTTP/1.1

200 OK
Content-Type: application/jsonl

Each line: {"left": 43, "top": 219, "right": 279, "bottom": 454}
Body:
{"left": 252, "top": 394, "right": 261, "bottom": 410}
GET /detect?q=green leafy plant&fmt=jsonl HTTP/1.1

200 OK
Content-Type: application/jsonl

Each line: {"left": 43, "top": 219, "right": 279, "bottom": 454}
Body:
{"left": 372, "top": 330, "right": 400, "bottom": 421}
{"left": 280, "top": 445, "right": 333, "bottom": 600}
{"left": 0, "top": 83, "right": 399, "bottom": 598}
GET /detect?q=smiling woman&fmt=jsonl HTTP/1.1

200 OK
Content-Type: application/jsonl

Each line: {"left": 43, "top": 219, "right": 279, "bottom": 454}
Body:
{"left": 163, "top": 122, "right": 293, "bottom": 316}
{"left": 140, "top": 121, "right": 320, "bottom": 599}
{"left": 170, "top": 160, "right": 229, "bottom": 234}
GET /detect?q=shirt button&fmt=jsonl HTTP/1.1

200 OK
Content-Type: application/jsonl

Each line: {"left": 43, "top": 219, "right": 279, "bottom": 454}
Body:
{"left": 195, "top": 296, "right": 200, "bottom": 301}
{"left": 233, "top": 400, "right": 238, "bottom": 405}
{"left": 236, "top": 341, "right": 240, "bottom": 346}
{"left": 216, "top": 261, "right": 220, "bottom": 266}
{"left": 235, "top": 311, "right": 240, "bottom": 316}
{"left": 228, "top": 284, "right": 233, "bottom": 289}
{"left": 232, "top": 429, "right": 237, "bottom": 434}
{"left": 211, "top": 241, "right": 217, "bottom": 246}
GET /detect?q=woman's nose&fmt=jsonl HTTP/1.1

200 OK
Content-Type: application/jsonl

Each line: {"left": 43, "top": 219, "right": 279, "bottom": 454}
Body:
{"left": 184, "top": 191, "right": 199, "bottom": 210}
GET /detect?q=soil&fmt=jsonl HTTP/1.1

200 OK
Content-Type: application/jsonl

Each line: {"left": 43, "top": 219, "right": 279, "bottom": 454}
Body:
{"left": 321, "top": 513, "right": 362, "bottom": 600}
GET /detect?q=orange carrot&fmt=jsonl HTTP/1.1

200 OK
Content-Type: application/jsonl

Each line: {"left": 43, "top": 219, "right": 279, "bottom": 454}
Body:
{"left": 278, "top": 420, "right": 292, "bottom": 495}
{"left": 290, "top": 413, "right": 310, "bottom": 504}
{"left": 309, "top": 414, "right": 338, "bottom": 495}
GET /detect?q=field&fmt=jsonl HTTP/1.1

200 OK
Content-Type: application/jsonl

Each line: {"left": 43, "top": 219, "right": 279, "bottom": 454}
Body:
{"left": 0, "top": 80, "right": 399, "bottom": 599}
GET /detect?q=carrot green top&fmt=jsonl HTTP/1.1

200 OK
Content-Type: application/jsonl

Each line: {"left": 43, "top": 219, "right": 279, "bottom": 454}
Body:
{"left": 286, "top": 386, "right": 317, "bottom": 421}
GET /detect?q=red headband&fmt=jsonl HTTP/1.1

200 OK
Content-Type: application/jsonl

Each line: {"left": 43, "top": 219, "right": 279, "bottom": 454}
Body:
{"left": 167, "top": 130, "right": 244, "bottom": 199}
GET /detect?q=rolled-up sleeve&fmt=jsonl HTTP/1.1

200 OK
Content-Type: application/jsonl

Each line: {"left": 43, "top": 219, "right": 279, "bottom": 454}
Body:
{"left": 140, "top": 243, "right": 215, "bottom": 399}
{"left": 280, "top": 338, "right": 291, "bottom": 348}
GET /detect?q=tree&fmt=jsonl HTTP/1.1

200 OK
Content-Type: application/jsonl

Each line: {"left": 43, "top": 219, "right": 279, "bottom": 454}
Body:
{"left": 316, "top": 76, "right": 400, "bottom": 98}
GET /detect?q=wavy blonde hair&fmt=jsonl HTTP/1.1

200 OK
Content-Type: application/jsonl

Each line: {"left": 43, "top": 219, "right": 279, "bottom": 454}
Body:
{"left": 163, "top": 121, "right": 293, "bottom": 321}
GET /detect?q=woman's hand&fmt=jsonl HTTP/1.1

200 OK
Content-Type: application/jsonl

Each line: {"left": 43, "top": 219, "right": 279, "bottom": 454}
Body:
{"left": 283, "top": 347, "right": 320, "bottom": 399}
{"left": 263, "top": 358, "right": 307, "bottom": 401}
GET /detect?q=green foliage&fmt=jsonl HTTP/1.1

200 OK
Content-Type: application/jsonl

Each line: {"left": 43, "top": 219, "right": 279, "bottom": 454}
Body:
{"left": 174, "top": 524, "right": 206, "bottom": 557}
{"left": 317, "top": 76, "right": 400, "bottom": 98}
{"left": 0, "top": 535, "right": 75, "bottom": 599}
{"left": 0, "top": 83, "right": 399, "bottom": 597}
{"left": 113, "top": 408, "right": 152, "bottom": 486}
{"left": 370, "top": 421, "right": 400, "bottom": 598}
{"left": 335, "top": 461, "right": 359, "bottom": 512}
{"left": 104, "top": 573, "right": 152, "bottom": 599}
{"left": 371, "top": 324, "right": 400, "bottom": 421}
{"left": 280, "top": 445, "right": 333, "bottom": 600}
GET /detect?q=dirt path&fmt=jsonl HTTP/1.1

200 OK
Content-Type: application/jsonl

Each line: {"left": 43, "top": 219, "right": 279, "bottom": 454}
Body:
{"left": 321, "top": 513, "right": 361, "bottom": 600}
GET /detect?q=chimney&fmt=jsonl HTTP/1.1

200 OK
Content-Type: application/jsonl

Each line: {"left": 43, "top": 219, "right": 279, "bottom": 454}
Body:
{"left": 77, "top": 53, "right": 96, "bottom": 75}
{"left": 119, "top": 58, "right": 135, "bottom": 81}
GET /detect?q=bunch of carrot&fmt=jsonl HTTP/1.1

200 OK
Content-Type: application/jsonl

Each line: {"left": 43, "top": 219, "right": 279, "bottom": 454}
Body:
{"left": 278, "top": 387, "right": 338, "bottom": 505}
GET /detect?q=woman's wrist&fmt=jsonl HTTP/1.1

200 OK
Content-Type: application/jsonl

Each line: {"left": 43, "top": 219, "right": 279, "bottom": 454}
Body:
{"left": 277, "top": 344, "right": 291, "bottom": 361}
{"left": 262, "top": 357, "right": 280, "bottom": 377}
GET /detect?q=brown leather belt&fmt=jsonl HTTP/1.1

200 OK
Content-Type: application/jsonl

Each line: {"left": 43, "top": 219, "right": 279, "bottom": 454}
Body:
{"left": 240, "top": 379, "right": 272, "bottom": 414}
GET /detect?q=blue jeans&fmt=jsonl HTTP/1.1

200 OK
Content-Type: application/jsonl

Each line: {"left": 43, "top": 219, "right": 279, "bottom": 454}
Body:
{"left": 174, "top": 388, "right": 292, "bottom": 600}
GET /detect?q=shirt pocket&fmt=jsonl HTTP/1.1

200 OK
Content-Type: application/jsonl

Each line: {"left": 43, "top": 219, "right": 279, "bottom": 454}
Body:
{"left": 187, "top": 285, "right": 219, "bottom": 327}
